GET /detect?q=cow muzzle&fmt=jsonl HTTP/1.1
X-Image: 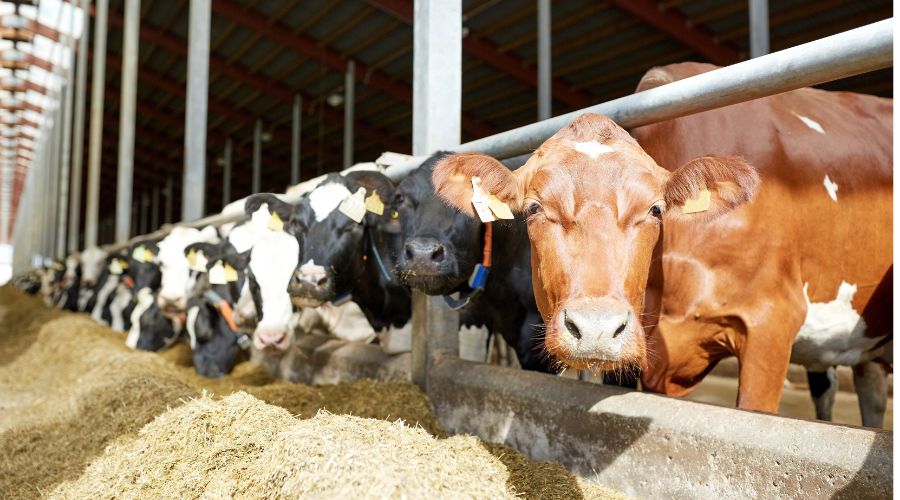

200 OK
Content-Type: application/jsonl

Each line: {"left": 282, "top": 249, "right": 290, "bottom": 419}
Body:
{"left": 253, "top": 327, "right": 290, "bottom": 352}
{"left": 546, "top": 297, "right": 642, "bottom": 371}
{"left": 402, "top": 237, "right": 451, "bottom": 276}
{"left": 288, "top": 268, "right": 334, "bottom": 307}
{"left": 157, "top": 293, "right": 187, "bottom": 316}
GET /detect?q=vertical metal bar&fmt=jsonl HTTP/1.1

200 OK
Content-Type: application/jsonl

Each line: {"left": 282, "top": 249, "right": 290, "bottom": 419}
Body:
{"left": 116, "top": 0, "right": 140, "bottom": 243}
{"left": 69, "top": 0, "right": 90, "bottom": 253}
{"left": 151, "top": 185, "right": 159, "bottom": 230}
{"left": 164, "top": 175, "right": 173, "bottom": 223}
{"left": 343, "top": 60, "right": 354, "bottom": 168}
{"left": 749, "top": 0, "right": 769, "bottom": 58}
{"left": 291, "top": 94, "right": 301, "bottom": 184}
{"left": 222, "top": 137, "right": 232, "bottom": 207}
{"left": 140, "top": 192, "right": 149, "bottom": 235}
{"left": 182, "top": 0, "right": 211, "bottom": 221}
{"left": 0, "top": 161, "right": 10, "bottom": 245}
{"left": 84, "top": 0, "right": 107, "bottom": 248}
{"left": 48, "top": 95, "right": 64, "bottom": 257}
{"left": 57, "top": 19, "right": 77, "bottom": 257}
{"left": 537, "top": 0, "right": 551, "bottom": 120}
{"left": 411, "top": 0, "right": 462, "bottom": 390}
{"left": 252, "top": 119, "right": 261, "bottom": 193}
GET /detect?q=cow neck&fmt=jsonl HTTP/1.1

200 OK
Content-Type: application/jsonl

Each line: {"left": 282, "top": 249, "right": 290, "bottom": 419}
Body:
{"left": 364, "top": 225, "right": 395, "bottom": 283}
{"left": 342, "top": 226, "right": 411, "bottom": 331}
{"left": 443, "top": 221, "right": 492, "bottom": 310}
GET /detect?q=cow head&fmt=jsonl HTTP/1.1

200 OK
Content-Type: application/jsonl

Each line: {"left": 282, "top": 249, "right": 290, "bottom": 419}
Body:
{"left": 79, "top": 246, "right": 107, "bottom": 288}
{"left": 244, "top": 194, "right": 301, "bottom": 352}
{"left": 126, "top": 240, "right": 162, "bottom": 291}
{"left": 156, "top": 226, "right": 219, "bottom": 317}
{"left": 393, "top": 153, "right": 484, "bottom": 295}
{"left": 432, "top": 113, "right": 759, "bottom": 371}
{"left": 290, "top": 171, "right": 399, "bottom": 306}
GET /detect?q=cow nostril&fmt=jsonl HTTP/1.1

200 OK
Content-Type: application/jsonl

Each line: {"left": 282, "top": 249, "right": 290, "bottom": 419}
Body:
{"left": 404, "top": 244, "right": 415, "bottom": 261}
{"left": 430, "top": 245, "right": 444, "bottom": 262}
{"left": 613, "top": 311, "right": 630, "bottom": 337}
{"left": 563, "top": 310, "right": 581, "bottom": 340}
{"left": 316, "top": 275, "right": 329, "bottom": 287}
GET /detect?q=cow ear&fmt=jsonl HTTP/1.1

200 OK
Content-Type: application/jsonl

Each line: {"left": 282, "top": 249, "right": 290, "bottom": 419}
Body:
{"left": 432, "top": 153, "right": 522, "bottom": 219}
{"left": 663, "top": 155, "right": 759, "bottom": 222}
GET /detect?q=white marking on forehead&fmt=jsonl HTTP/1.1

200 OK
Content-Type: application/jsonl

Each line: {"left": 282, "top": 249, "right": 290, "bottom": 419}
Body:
{"left": 792, "top": 113, "right": 825, "bottom": 134}
{"left": 309, "top": 182, "right": 352, "bottom": 222}
{"left": 157, "top": 226, "right": 204, "bottom": 300}
{"left": 249, "top": 203, "right": 271, "bottom": 232}
{"left": 573, "top": 140, "right": 615, "bottom": 159}
{"left": 249, "top": 230, "right": 300, "bottom": 333}
{"left": 80, "top": 247, "right": 108, "bottom": 281}
{"left": 228, "top": 222, "right": 263, "bottom": 253}
{"left": 823, "top": 174, "right": 838, "bottom": 202}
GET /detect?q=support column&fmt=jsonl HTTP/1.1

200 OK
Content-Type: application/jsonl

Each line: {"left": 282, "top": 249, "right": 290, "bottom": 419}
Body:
{"left": 69, "top": 0, "right": 90, "bottom": 253}
{"left": 151, "top": 185, "right": 159, "bottom": 230}
{"left": 411, "top": 0, "right": 462, "bottom": 390}
{"left": 222, "top": 137, "right": 232, "bottom": 207}
{"left": 291, "top": 94, "right": 301, "bottom": 184}
{"left": 84, "top": 0, "right": 107, "bottom": 248}
{"left": 537, "top": 0, "right": 551, "bottom": 120}
{"left": 252, "top": 119, "right": 261, "bottom": 193}
{"left": 182, "top": 0, "right": 211, "bottom": 221}
{"left": 116, "top": 0, "right": 140, "bottom": 243}
{"left": 343, "top": 60, "right": 355, "bottom": 168}
{"left": 749, "top": 0, "right": 769, "bottom": 58}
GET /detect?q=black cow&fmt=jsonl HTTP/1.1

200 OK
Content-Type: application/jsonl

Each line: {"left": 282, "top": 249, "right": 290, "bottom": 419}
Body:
{"left": 183, "top": 241, "right": 252, "bottom": 378}
{"left": 392, "top": 153, "right": 553, "bottom": 373}
{"left": 124, "top": 240, "right": 184, "bottom": 352}
{"left": 287, "top": 172, "right": 411, "bottom": 344}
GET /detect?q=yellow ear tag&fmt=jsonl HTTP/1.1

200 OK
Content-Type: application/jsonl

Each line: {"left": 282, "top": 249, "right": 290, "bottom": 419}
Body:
{"left": 132, "top": 245, "right": 147, "bottom": 263}
{"left": 223, "top": 263, "right": 239, "bottom": 283}
{"left": 120, "top": 259, "right": 129, "bottom": 270}
{"left": 186, "top": 248, "right": 197, "bottom": 267}
{"left": 365, "top": 190, "right": 385, "bottom": 215}
{"left": 682, "top": 186, "right": 711, "bottom": 214}
{"left": 338, "top": 187, "right": 367, "bottom": 223}
{"left": 108, "top": 260, "right": 123, "bottom": 275}
{"left": 143, "top": 249, "right": 155, "bottom": 263}
{"left": 267, "top": 211, "right": 284, "bottom": 232}
{"left": 208, "top": 262, "right": 227, "bottom": 285}
{"left": 470, "top": 177, "right": 496, "bottom": 223}
{"left": 487, "top": 194, "right": 514, "bottom": 220}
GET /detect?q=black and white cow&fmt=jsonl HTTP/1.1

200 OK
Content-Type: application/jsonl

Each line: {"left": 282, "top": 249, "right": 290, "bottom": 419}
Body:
{"left": 76, "top": 247, "right": 108, "bottom": 312}
{"left": 288, "top": 172, "right": 412, "bottom": 352}
{"left": 156, "top": 225, "right": 220, "bottom": 318}
{"left": 55, "top": 254, "right": 81, "bottom": 311}
{"left": 89, "top": 252, "right": 130, "bottom": 327}
{"left": 392, "top": 153, "right": 553, "bottom": 373}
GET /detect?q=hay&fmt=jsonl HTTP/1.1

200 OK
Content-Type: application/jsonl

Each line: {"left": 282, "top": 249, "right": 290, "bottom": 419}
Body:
{"left": 0, "top": 286, "right": 624, "bottom": 498}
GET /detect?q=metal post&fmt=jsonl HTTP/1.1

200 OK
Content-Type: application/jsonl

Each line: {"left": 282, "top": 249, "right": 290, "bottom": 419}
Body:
{"left": 252, "top": 119, "right": 261, "bottom": 193}
{"left": 343, "top": 60, "right": 355, "bottom": 168}
{"left": 139, "top": 192, "right": 149, "bottom": 235}
{"left": 116, "top": 0, "right": 140, "bottom": 243}
{"left": 164, "top": 175, "right": 173, "bottom": 223}
{"left": 84, "top": 0, "right": 108, "bottom": 248}
{"left": 182, "top": 0, "right": 211, "bottom": 221}
{"left": 537, "top": 0, "right": 551, "bottom": 120}
{"left": 291, "top": 94, "right": 301, "bottom": 184}
{"left": 749, "top": 0, "right": 769, "bottom": 58}
{"left": 57, "top": 24, "right": 77, "bottom": 257}
{"left": 48, "top": 97, "right": 64, "bottom": 257}
{"left": 69, "top": 0, "right": 90, "bottom": 253}
{"left": 222, "top": 137, "right": 232, "bottom": 207}
{"left": 151, "top": 185, "right": 159, "bottom": 230}
{"left": 411, "top": 0, "right": 462, "bottom": 390}
{"left": 0, "top": 161, "right": 10, "bottom": 245}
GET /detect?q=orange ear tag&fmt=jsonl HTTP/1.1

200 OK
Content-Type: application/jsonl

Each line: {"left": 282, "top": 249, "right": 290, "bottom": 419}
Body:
{"left": 682, "top": 186, "right": 711, "bottom": 214}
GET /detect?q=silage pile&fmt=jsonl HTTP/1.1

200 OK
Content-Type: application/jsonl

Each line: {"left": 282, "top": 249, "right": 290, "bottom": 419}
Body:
{"left": 0, "top": 287, "right": 623, "bottom": 499}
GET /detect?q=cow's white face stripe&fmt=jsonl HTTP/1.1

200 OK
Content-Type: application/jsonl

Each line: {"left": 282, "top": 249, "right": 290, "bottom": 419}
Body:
{"left": 309, "top": 182, "right": 352, "bottom": 222}
{"left": 186, "top": 305, "right": 200, "bottom": 350}
{"left": 91, "top": 275, "right": 119, "bottom": 325}
{"left": 823, "top": 174, "right": 838, "bottom": 202}
{"left": 109, "top": 284, "right": 133, "bottom": 332}
{"left": 228, "top": 221, "right": 264, "bottom": 254}
{"left": 80, "top": 247, "right": 108, "bottom": 283}
{"left": 573, "top": 140, "right": 615, "bottom": 159}
{"left": 793, "top": 113, "right": 825, "bottom": 134}
{"left": 157, "top": 226, "right": 214, "bottom": 302}
{"left": 791, "top": 281, "right": 883, "bottom": 371}
{"left": 126, "top": 288, "right": 155, "bottom": 349}
{"left": 249, "top": 230, "right": 300, "bottom": 335}
{"left": 300, "top": 259, "right": 326, "bottom": 275}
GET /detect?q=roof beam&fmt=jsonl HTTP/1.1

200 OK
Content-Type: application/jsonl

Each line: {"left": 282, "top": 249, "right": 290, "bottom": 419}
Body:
{"left": 209, "top": 0, "right": 494, "bottom": 138}
{"left": 608, "top": 0, "right": 740, "bottom": 65}
{"left": 364, "top": 0, "right": 594, "bottom": 109}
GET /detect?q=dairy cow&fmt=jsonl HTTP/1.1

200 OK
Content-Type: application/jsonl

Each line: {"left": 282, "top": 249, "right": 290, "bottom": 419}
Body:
{"left": 392, "top": 154, "right": 552, "bottom": 373}
{"left": 433, "top": 64, "right": 891, "bottom": 426}
{"left": 76, "top": 247, "right": 108, "bottom": 312}
{"left": 288, "top": 172, "right": 412, "bottom": 353}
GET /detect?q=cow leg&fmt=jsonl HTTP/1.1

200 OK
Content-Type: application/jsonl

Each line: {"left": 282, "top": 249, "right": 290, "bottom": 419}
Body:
{"left": 853, "top": 361, "right": 888, "bottom": 428}
{"left": 806, "top": 367, "right": 838, "bottom": 421}
{"left": 736, "top": 332, "right": 794, "bottom": 413}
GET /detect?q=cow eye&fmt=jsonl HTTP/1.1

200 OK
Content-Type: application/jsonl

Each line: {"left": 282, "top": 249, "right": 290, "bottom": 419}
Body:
{"left": 393, "top": 193, "right": 405, "bottom": 205}
{"left": 526, "top": 202, "right": 542, "bottom": 216}
{"left": 650, "top": 204, "right": 663, "bottom": 219}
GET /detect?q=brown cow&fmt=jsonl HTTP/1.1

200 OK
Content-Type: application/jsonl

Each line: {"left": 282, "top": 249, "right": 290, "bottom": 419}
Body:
{"left": 432, "top": 62, "right": 892, "bottom": 425}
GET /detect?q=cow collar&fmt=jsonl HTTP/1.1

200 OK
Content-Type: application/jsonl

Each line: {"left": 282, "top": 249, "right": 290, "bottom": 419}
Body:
{"left": 203, "top": 289, "right": 252, "bottom": 350}
{"left": 364, "top": 225, "right": 395, "bottom": 283}
{"left": 443, "top": 221, "right": 492, "bottom": 310}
